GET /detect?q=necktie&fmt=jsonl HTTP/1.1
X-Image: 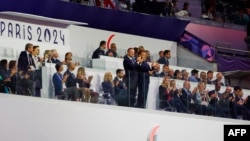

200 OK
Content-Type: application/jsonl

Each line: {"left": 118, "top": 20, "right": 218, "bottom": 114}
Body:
{"left": 132, "top": 58, "right": 136, "bottom": 64}
{"left": 28, "top": 54, "right": 31, "bottom": 65}
{"left": 29, "top": 54, "right": 33, "bottom": 65}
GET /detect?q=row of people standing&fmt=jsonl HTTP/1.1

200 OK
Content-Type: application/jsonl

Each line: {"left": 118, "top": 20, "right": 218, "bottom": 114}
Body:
{"left": 0, "top": 42, "right": 79, "bottom": 96}
{"left": 16, "top": 43, "right": 66, "bottom": 97}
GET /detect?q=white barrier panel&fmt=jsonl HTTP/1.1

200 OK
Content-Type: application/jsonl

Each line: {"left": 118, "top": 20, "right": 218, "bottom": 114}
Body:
{"left": 0, "top": 94, "right": 248, "bottom": 141}
{"left": 69, "top": 25, "right": 177, "bottom": 65}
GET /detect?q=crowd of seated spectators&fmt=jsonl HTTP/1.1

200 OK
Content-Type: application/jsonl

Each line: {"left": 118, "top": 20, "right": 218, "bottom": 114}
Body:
{"left": 132, "top": 0, "right": 250, "bottom": 25}
{"left": 1, "top": 41, "right": 249, "bottom": 120}
{"left": 67, "top": 0, "right": 250, "bottom": 26}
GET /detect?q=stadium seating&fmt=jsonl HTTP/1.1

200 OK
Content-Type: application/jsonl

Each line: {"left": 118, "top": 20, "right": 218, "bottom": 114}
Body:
{"left": 41, "top": 61, "right": 250, "bottom": 110}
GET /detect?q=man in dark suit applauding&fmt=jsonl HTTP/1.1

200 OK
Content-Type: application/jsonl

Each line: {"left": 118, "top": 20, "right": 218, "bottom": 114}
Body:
{"left": 137, "top": 51, "right": 155, "bottom": 108}
{"left": 123, "top": 48, "right": 139, "bottom": 107}
{"left": 157, "top": 50, "right": 171, "bottom": 65}
{"left": 113, "top": 69, "right": 128, "bottom": 106}
{"left": 180, "top": 80, "right": 196, "bottom": 113}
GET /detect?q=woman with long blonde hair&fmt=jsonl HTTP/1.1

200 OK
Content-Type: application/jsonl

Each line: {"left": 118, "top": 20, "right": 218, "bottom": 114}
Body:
{"left": 43, "top": 49, "right": 52, "bottom": 63}
{"left": 75, "top": 67, "right": 96, "bottom": 102}
{"left": 158, "top": 76, "right": 171, "bottom": 109}
{"left": 102, "top": 72, "right": 114, "bottom": 99}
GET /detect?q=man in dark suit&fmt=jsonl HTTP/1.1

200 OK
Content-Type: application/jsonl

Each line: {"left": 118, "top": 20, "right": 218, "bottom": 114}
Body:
{"left": 113, "top": 69, "right": 128, "bottom": 106}
{"left": 17, "top": 43, "right": 35, "bottom": 72}
{"left": 206, "top": 70, "right": 214, "bottom": 84}
{"left": 213, "top": 81, "right": 223, "bottom": 100}
{"left": 137, "top": 51, "right": 155, "bottom": 108}
{"left": 17, "top": 43, "right": 36, "bottom": 96}
{"left": 64, "top": 61, "right": 77, "bottom": 88}
{"left": 123, "top": 48, "right": 139, "bottom": 107}
{"left": 63, "top": 61, "right": 81, "bottom": 101}
{"left": 231, "top": 86, "right": 250, "bottom": 120}
{"left": 180, "top": 80, "right": 196, "bottom": 113}
{"left": 92, "top": 40, "right": 106, "bottom": 59}
{"left": 51, "top": 49, "right": 61, "bottom": 64}
{"left": 157, "top": 50, "right": 171, "bottom": 65}
{"left": 159, "top": 64, "right": 170, "bottom": 77}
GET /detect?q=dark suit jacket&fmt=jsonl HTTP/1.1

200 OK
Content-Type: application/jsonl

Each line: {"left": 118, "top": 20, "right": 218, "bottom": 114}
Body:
{"left": 123, "top": 55, "right": 139, "bottom": 89}
{"left": 232, "top": 96, "right": 245, "bottom": 117}
{"left": 102, "top": 81, "right": 114, "bottom": 96}
{"left": 52, "top": 72, "right": 63, "bottom": 96}
{"left": 92, "top": 47, "right": 105, "bottom": 59}
{"left": 213, "top": 79, "right": 224, "bottom": 86}
{"left": 152, "top": 71, "right": 161, "bottom": 77}
{"left": 209, "top": 98, "right": 219, "bottom": 108}
{"left": 159, "top": 85, "right": 170, "bottom": 108}
{"left": 160, "top": 72, "right": 169, "bottom": 77}
{"left": 138, "top": 61, "right": 151, "bottom": 84}
{"left": 113, "top": 77, "right": 126, "bottom": 93}
{"left": 64, "top": 69, "right": 77, "bottom": 88}
{"left": 157, "top": 57, "right": 169, "bottom": 65}
{"left": 207, "top": 78, "right": 214, "bottom": 85}
{"left": 18, "top": 51, "right": 34, "bottom": 71}
{"left": 0, "top": 68, "right": 9, "bottom": 80}
{"left": 51, "top": 58, "right": 61, "bottom": 64}
{"left": 75, "top": 78, "right": 90, "bottom": 88}
{"left": 180, "top": 88, "right": 195, "bottom": 107}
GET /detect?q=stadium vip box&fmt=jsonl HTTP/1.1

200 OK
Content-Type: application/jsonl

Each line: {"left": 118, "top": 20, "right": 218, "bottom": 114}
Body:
{"left": 224, "top": 125, "right": 250, "bottom": 141}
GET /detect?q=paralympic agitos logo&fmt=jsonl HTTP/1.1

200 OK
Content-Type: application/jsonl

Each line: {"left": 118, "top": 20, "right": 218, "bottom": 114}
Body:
{"left": 148, "top": 126, "right": 160, "bottom": 141}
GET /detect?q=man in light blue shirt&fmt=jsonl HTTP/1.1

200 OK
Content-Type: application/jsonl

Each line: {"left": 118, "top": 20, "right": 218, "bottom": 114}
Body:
{"left": 188, "top": 69, "right": 200, "bottom": 82}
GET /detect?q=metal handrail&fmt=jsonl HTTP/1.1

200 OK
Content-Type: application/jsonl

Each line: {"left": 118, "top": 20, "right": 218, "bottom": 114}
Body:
{"left": 216, "top": 46, "right": 250, "bottom": 54}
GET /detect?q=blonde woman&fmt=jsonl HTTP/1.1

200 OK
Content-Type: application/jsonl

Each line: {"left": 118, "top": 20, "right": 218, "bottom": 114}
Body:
{"left": 158, "top": 76, "right": 171, "bottom": 109}
{"left": 75, "top": 67, "right": 98, "bottom": 103}
{"left": 43, "top": 49, "right": 52, "bottom": 63}
{"left": 191, "top": 82, "right": 210, "bottom": 115}
{"left": 101, "top": 72, "right": 114, "bottom": 99}
{"left": 138, "top": 45, "right": 145, "bottom": 53}
{"left": 192, "top": 82, "right": 209, "bottom": 106}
